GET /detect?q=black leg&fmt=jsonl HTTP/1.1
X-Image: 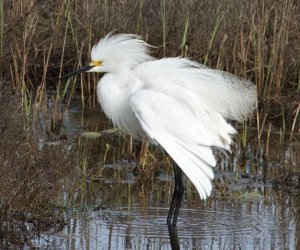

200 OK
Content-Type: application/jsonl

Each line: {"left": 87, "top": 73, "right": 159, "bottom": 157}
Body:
{"left": 167, "top": 162, "right": 184, "bottom": 226}
{"left": 168, "top": 223, "right": 180, "bottom": 250}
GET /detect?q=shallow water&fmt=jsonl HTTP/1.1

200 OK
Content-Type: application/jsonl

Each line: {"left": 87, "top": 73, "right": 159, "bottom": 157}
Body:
{"left": 36, "top": 181, "right": 299, "bottom": 250}
{"left": 34, "top": 96, "right": 300, "bottom": 250}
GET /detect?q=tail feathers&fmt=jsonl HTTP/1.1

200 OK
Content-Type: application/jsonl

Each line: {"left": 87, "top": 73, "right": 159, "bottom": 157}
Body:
{"left": 159, "top": 135, "right": 215, "bottom": 200}
{"left": 176, "top": 138, "right": 215, "bottom": 175}
{"left": 172, "top": 144, "right": 214, "bottom": 199}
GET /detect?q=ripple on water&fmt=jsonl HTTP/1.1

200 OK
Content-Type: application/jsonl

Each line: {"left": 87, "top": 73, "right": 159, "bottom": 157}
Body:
{"left": 41, "top": 193, "right": 298, "bottom": 250}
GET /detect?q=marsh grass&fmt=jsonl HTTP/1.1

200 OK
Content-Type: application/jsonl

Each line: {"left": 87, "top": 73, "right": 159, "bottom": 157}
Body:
{"left": 1, "top": 1, "right": 299, "bottom": 247}
{"left": 0, "top": 0, "right": 3, "bottom": 78}
{"left": 0, "top": 0, "right": 298, "bottom": 190}
{"left": 1, "top": 0, "right": 299, "bottom": 135}
{"left": 204, "top": 15, "right": 223, "bottom": 66}
{"left": 180, "top": 14, "right": 189, "bottom": 57}
{"left": 0, "top": 82, "right": 77, "bottom": 248}
{"left": 1, "top": 0, "right": 299, "bottom": 202}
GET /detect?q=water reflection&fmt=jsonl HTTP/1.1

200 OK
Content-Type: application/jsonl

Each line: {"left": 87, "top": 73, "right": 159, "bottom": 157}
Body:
{"left": 168, "top": 224, "right": 180, "bottom": 250}
{"left": 34, "top": 180, "right": 299, "bottom": 250}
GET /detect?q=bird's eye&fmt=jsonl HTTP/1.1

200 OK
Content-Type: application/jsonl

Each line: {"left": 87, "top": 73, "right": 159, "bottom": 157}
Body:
{"left": 90, "top": 60, "right": 103, "bottom": 67}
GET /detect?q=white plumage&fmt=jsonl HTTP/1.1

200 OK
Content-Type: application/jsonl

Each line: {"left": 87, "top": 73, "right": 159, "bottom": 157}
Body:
{"left": 79, "top": 33, "right": 257, "bottom": 200}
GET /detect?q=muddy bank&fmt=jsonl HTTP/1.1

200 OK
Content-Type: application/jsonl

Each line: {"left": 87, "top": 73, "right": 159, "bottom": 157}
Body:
{"left": 0, "top": 82, "right": 77, "bottom": 248}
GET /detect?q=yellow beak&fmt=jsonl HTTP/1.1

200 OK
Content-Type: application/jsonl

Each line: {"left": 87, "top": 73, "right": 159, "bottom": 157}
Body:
{"left": 60, "top": 61, "right": 102, "bottom": 80}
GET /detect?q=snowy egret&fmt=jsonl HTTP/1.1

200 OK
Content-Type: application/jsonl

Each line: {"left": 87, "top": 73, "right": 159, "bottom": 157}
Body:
{"left": 61, "top": 33, "right": 257, "bottom": 226}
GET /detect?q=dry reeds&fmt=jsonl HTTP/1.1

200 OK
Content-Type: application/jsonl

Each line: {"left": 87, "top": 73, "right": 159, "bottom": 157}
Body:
{"left": 1, "top": 0, "right": 299, "bottom": 135}
{"left": 0, "top": 1, "right": 299, "bottom": 201}
{"left": 0, "top": 1, "right": 299, "bottom": 247}
{"left": 0, "top": 0, "right": 299, "bottom": 188}
{"left": 0, "top": 81, "right": 77, "bottom": 247}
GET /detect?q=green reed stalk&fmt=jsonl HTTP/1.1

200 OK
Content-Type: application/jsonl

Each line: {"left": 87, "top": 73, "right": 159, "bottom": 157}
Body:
{"left": 23, "top": 88, "right": 32, "bottom": 123}
{"left": 64, "top": 0, "right": 78, "bottom": 52}
{"left": 290, "top": 104, "right": 300, "bottom": 140}
{"left": 161, "top": 0, "right": 166, "bottom": 56}
{"left": 241, "top": 120, "right": 248, "bottom": 149}
{"left": 137, "top": 0, "right": 144, "bottom": 33}
{"left": 0, "top": 0, "right": 3, "bottom": 78}
{"left": 180, "top": 15, "right": 189, "bottom": 57}
{"left": 266, "top": 123, "right": 272, "bottom": 156}
{"left": 280, "top": 107, "right": 285, "bottom": 144}
{"left": 298, "top": 69, "right": 300, "bottom": 92}
{"left": 204, "top": 15, "right": 222, "bottom": 65}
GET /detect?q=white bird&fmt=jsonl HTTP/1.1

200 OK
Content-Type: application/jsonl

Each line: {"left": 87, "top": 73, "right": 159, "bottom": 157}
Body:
{"left": 61, "top": 33, "right": 257, "bottom": 225}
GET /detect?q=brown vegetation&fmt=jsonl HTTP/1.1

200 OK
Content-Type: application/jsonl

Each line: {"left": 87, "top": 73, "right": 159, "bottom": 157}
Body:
{"left": 1, "top": 0, "right": 299, "bottom": 133}
{"left": 0, "top": 81, "right": 76, "bottom": 248}
{"left": 0, "top": 0, "right": 299, "bottom": 246}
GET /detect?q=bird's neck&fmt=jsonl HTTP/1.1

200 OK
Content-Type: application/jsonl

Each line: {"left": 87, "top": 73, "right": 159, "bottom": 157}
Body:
{"left": 97, "top": 68, "right": 142, "bottom": 135}
{"left": 114, "top": 66, "right": 133, "bottom": 78}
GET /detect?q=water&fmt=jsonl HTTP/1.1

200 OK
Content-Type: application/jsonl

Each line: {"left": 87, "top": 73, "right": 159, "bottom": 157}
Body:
{"left": 33, "top": 96, "right": 300, "bottom": 249}
{"left": 36, "top": 181, "right": 299, "bottom": 249}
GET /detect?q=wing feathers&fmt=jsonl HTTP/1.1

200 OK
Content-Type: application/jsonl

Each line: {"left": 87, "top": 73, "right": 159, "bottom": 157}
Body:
{"left": 176, "top": 138, "right": 216, "bottom": 170}
{"left": 130, "top": 90, "right": 224, "bottom": 199}
{"left": 160, "top": 135, "right": 213, "bottom": 199}
{"left": 135, "top": 57, "right": 257, "bottom": 122}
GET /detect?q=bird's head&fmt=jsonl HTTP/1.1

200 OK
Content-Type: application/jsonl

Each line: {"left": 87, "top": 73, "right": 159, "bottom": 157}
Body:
{"left": 60, "top": 32, "right": 153, "bottom": 79}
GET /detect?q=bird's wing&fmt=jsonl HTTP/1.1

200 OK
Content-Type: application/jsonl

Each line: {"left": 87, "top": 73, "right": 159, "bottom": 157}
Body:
{"left": 129, "top": 90, "right": 232, "bottom": 199}
{"left": 134, "top": 57, "right": 257, "bottom": 122}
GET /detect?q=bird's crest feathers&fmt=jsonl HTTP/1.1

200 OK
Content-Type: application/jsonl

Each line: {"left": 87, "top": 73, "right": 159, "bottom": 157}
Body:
{"left": 91, "top": 33, "right": 153, "bottom": 71}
